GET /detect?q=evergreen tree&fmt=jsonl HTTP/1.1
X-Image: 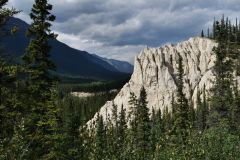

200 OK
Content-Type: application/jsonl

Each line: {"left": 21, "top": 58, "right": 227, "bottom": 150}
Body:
{"left": 213, "top": 17, "right": 216, "bottom": 39}
{"left": 135, "top": 87, "right": 151, "bottom": 159}
{"left": 128, "top": 88, "right": 151, "bottom": 159}
{"left": 94, "top": 114, "right": 107, "bottom": 160}
{"left": 207, "top": 28, "right": 210, "bottom": 38}
{"left": 128, "top": 92, "right": 138, "bottom": 158}
{"left": 0, "top": 1, "right": 20, "bottom": 158}
{"left": 201, "top": 30, "right": 205, "bottom": 37}
{"left": 172, "top": 54, "right": 190, "bottom": 145}
{"left": 162, "top": 107, "right": 172, "bottom": 133}
{"left": 202, "top": 85, "right": 208, "bottom": 130}
{"left": 107, "top": 102, "right": 118, "bottom": 159}
{"left": 117, "top": 104, "right": 127, "bottom": 159}
{"left": 0, "top": 0, "right": 18, "bottom": 35}
{"left": 196, "top": 86, "right": 208, "bottom": 131}
{"left": 150, "top": 108, "right": 157, "bottom": 153}
{"left": 20, "top": 0, "right": 61, "bottom": 159}
{"left": 196, "top": 88, "right": 202, "bottom": 130}
{"left": 61, "top": 96, "right": 83, "bottom": 159}
{"left": 150, "top": 108, "right": 163, "bottom": 155}
{"left": 208, "top": 19, "right": 234, "bottom": 128}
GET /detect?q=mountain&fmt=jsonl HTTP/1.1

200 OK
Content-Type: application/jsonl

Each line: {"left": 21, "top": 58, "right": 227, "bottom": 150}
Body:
{"left": 88, "top": 37, "right": 240, "bottom": 125}
{"left": 0, "top": 17, "right": 130, "bottom": 80}
{"left": 92, "top": 54, "right": 133, "bottom": 73}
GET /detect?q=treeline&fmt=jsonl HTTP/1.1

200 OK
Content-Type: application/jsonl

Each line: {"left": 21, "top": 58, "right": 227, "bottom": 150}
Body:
{"left": 60, "top": 77, "right": 130, "bottom": 94}
{"left": 202, "top": 15, "right": 240, "bottom": 44}
{"left": 58, "top": 92, "right": 117, "bottom": 126}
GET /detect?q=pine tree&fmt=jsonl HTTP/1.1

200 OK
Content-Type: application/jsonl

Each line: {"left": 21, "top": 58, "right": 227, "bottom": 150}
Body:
{"left": 117, "top": 104, "right": 127, "bottom": 159}
{"left": 213, "top": 17, "right": 216, "bottom": 39}
{"left": 127, "top": 92, "right": 138, "bottom": 158}
{"left": 162, "top": 107, "right": 172, "bottom": 133}
{"left": 20, "top": 0, "right": 61, "bottom": 159}
{"left": 196, "top": 87, "right": 208, "bottom": 131}
{"left": 0, "top": 0, "right": 18, "bottom": 35}
{"left": 136, "top": 87, "right": 151, "bottom": 159}
{"left": 150, "top": 108, "right": 163, "bottom": 155}
{"left": 128, "top": 88, "right": 151, "bottom": 159}
{"left": 150, "top": 108, "right": 157, "bottom": 153}
{"left": 108, "top": 102, "right": 118, "bottom": 159}
{"left": 196, "top": 88, "right": 202, "bottom": 130}
{"left": 95, "top": 114, "right": 107, "bottom": 160}
{"left": 0, "top": 1, "right": 20, "bottom": 158}
{"left": 172, "top": 54, "right": 190, "bottom": 145}
{"left": 61, "top": 96, "right": 83, "bottom": 159}
{"left": 202, "top": 85, "right": 208, "bottom": 130}
{"left": 207, "top": 28, "right": 210, "bottom": 38}
{"left": 201, "top": 30, "right": 205, "bottom": 37}
{"left": 208, "top": 19, "right": 234, "bottom": 128}
{"left": 171, "top": 93, "right": 176, "bottom": 119}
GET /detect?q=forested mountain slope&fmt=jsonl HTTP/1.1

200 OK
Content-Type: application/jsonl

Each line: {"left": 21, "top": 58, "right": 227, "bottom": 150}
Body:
{"left": 1, "top": 17, "right": 131, "bottom": 80}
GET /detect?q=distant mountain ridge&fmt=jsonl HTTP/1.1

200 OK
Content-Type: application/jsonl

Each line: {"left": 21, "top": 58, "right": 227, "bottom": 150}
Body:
{"left": 0, "top": 17, "right": 132, "bottom": 80}
{"left": 92, "top": 54, "right": 133, "bottom": 73}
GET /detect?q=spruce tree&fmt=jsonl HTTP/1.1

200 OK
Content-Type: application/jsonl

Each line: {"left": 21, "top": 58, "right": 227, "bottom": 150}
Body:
{"left": 213, "top": 17, "right": 216, "bottom": 39}
{"left": 136, "top": 87, "right": 151, "bottom": 159}
{"left": 196, "top": 88, "right": 202, "bottom": 130}
{"left": 208, "top": 19, "right": 234, "bottom": 128}
{"left": 150, "top": 108, "right": 163, "bottom": 155}
{"left": 172, "top": 54, "right": 190, "bottom": 145}
{"left": 202, "top": 85, "right": 208, "bottom": 130}
{"left": 61, "top": 96, "right": 83, "bottom": 159}
{"left": 95, "top": 114, "right": 107, "bottom": 160}
{"left": 117, "top": 104, "right": 127, "bottom": 159}
{"left": 128, "top": 88, "right": 151, "bottom": 159}
{"left": 0, "top": 0, "right": 18, "bottom": 35}
{"left": 0, "top": 1, "right": 20, "bottom": 158}
{"left": 196, "top": 87, "right": 208, "bottom": 131}
{"left": 20, "top": 0, "right": 61, "bottom": 159}
{"left": 162, "top": 107, "right": 171, "bottom": 133}
{"left": 150, "top": 108, "right": 157, "bottom": 153}
{"left": 201, "top": 30, "right": 205, "bottom": 37}
{"left": 128, "top": 91, "right": 138, "bottom": 157}
{"left": 207, "top": 28, "right": 210, "bottom": 38}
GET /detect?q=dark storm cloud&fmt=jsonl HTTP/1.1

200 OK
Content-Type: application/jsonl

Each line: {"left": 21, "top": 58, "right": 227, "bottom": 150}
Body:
{"left": 7, "top": 0, "right": 240, "bottom": 62}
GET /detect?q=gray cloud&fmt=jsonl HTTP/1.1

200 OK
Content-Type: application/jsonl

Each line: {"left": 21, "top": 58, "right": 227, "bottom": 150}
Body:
{"left": 7, "top": 0, "right": 240, "bottom": 63}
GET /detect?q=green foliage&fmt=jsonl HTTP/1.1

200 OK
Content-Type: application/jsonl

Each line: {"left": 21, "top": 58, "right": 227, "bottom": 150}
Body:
{"left": 196, "top": 86, "right": 208, "bottom": 131}
{"left": 60, "top": 77, "right": 130, "bottom": 93}
{"left": 126, "top": 87, "right": 152, "bottom": 159}
{"left": 1, "top": 1, "right": 240, "bottom": 158}
{"left": 172, "top": 54, "right": 190, "bottom": 144}
{"left": 94, "top": 114, "right": 107, "bottom": 160}
{"left": 0, "top": 0, "right": 19, "bottom": 36}
{"left": 0, "top": 1, "right": 23, "bottom": 159}
{"left": 18, "top": 0, "right": 62, "bottom": 159}
{"left": 208, "top": 16, "right": 235, "bottom": 128}
{"left": 117, "top": 105, "right": 127, "bottom": 159}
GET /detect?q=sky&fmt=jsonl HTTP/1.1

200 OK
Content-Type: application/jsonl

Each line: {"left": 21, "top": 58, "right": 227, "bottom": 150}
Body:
{"left": 7, "top": 0, "right": 240, "bottom": 63}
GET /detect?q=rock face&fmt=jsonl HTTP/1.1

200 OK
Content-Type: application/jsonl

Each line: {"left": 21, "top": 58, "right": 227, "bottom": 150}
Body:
{"left": 88, "top": 37, "right": 239, "bottom": 125}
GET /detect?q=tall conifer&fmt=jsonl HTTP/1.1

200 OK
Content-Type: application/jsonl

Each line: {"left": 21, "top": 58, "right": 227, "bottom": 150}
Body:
{"left": 172, "top": 54, "right": 190, "bottom": 144}
{"left": 21, "top": 0, "right": 61, "bottom": 158}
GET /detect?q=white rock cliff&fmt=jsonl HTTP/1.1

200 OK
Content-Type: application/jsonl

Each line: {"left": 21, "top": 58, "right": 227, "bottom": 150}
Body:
{"left": 88, "top": 37, "right": 240, "bottom": 125}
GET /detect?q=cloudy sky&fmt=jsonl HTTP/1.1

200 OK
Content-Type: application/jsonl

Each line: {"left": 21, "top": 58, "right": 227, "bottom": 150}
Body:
{"left": 7, "top": 0, "right": 240, "bottom": 63}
